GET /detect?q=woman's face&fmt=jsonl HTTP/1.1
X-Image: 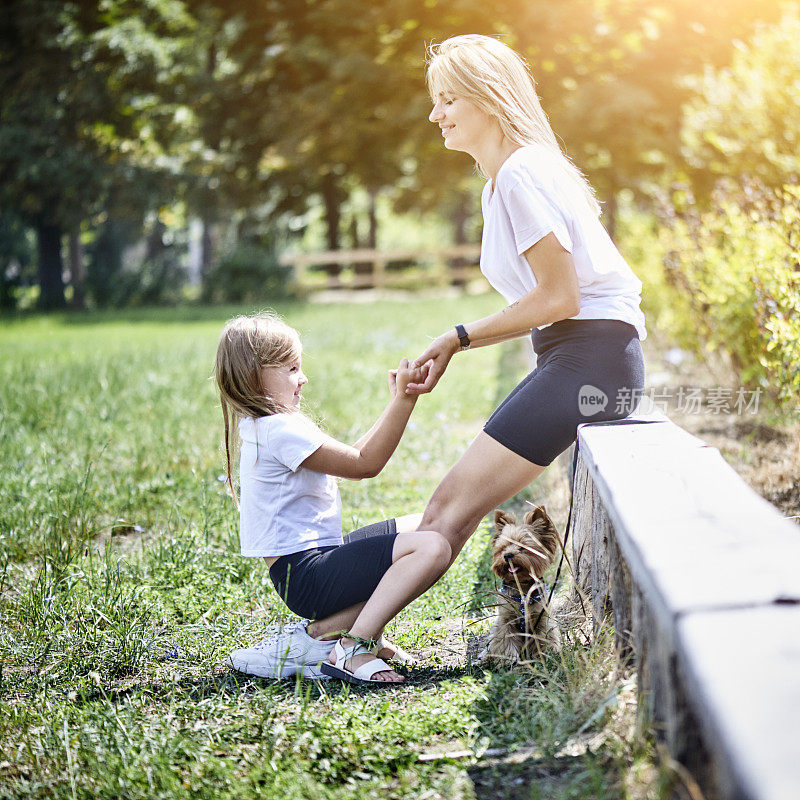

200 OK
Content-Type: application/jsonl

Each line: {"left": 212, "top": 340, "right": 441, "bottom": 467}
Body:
{"left": 429, "top": 93, "right": 495, "bottom": 155}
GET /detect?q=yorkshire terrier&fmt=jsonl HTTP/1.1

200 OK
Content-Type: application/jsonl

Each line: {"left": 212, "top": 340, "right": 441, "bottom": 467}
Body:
{"left": 476, "top": 506, "right": 562, "bottom": 665}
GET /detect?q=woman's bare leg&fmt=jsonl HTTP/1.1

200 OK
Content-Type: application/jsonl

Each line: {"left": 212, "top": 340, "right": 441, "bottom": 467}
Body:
{"left": 418, "top": 431, "right": 547, "bottom": 564}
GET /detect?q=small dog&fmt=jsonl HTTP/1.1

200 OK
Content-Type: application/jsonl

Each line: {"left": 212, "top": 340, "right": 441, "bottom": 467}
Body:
{"left": 476, "top": 506, "right": 562, "bottom": 665}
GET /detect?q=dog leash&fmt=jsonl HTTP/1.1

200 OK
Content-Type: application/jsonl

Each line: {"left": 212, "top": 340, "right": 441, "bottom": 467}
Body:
{"left": 533, "top": 417, "right": 663, "bottom": 631}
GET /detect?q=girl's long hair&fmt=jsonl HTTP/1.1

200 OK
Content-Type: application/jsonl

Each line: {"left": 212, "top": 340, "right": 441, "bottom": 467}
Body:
{"left": 214, "top": 312, "right": 302, "bottom": 505}
{"left": 426, "top": 34, "right": 601, "bottom": 216}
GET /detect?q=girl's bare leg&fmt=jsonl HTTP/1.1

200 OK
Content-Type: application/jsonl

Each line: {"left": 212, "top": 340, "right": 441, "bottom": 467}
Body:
{"left": 328, "top": 531, "right": 451, "bottom": 682}
{"left": 316, "top": 434, "right": 542, "bottom": 681}
{"left": 307, "top": 603, "right": 366, "bottom": 641}
{"left": 306, "top": 513, "right": 425, "bottom": 659}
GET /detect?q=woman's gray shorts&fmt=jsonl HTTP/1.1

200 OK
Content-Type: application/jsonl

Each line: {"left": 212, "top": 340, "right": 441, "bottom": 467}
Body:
{"left": 484, "top": 319, "right": 645, "bottom": 466}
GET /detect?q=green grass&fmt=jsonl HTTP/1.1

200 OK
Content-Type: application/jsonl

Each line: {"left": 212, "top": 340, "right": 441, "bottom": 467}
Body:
{"left": 0, "top": 296, "right": 669, "bottom": 799}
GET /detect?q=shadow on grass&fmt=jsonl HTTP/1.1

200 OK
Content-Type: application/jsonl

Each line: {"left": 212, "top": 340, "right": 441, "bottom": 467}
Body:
{"left": 62, "top": 663, "right": 474, "bottom": 709}
{"left": 460, "top": 603, "right": 628, "bottom": 800}
{"left": 465, "top": 663, "right": 608, "bottom": 800}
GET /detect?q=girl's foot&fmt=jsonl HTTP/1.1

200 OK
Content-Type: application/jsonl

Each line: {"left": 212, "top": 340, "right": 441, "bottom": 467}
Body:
{"left": 329, "top": 637, "right": 404, "bottom": 683}
{"left": 374, "top": 635, "right": 417, "bottom": 665}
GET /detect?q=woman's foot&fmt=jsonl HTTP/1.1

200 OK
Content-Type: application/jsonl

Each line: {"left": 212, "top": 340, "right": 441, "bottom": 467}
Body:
{"left": 329, "top": 637, "right": 404, "bottom": 683}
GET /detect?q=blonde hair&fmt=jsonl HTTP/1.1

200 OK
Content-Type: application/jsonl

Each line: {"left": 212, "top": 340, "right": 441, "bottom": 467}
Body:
{"left": 426, "top": 34, "right": 601, "bottom": 216}
{"left": 214, "top": 311, "right": 302, "bottom": 503}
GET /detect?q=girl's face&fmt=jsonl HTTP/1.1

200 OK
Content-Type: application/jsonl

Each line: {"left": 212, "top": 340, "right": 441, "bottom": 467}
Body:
{"left": 260, "top": 356, "right": 307, "bottom": 410}
{"left": 429, "top": 92, "right": 495, "bottom": 155}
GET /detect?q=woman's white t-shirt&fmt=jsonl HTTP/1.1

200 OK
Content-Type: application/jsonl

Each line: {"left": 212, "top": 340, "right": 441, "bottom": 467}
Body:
{"left": 238, "top": 413, "right": 343, "bottom": 557}
{"left": 480, "top": 144, "right": 646, "bottom": 340}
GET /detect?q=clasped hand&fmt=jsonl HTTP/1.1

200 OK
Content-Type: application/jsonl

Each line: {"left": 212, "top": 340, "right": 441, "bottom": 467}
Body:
{"left": 388, "top": 331, "right": 459, "bottom": 397}
{"left": 404, "top": 333, "right": 459, "bottom": 395}
{"left": 388, "top": 357, "right": 427, "bottom": 398}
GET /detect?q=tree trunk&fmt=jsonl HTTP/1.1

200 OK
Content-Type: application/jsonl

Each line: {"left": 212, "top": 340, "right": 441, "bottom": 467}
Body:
{"left": 146, "top": 219, "right": 166, "bottom": 261}
{"left": 348, "top": 215, "right": 361, "bottom": 249}
{"left": 321, "top": 173, "right": 341, "bottom": 251}
{"left": 321, "top": 173, "right": 342, "bottom": 278}
{"left": 604, "top": 192, "right": 618, "bottom": 241}
{"left": 35, "top": 218, "right": 66, "bottom": 310}
{"left": 449, "top": 201, "right": 469, "bottom": 286}
{"left": 68, "top": 231, "right": 86, "bottom": 310}
{"left": 367, "top": 189, "right": 378, "bottom": 250}
{"left": 200, "top": 214, "right": 219, "bottom": 283}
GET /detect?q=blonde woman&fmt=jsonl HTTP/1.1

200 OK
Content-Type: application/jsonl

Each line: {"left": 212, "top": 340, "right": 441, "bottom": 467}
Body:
{"left": 407, "top": 34, "right": 646, "bottom": 560}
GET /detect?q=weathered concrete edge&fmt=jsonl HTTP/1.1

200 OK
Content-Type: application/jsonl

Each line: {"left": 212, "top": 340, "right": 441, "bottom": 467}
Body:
{"left": 574, "top": 418, "right": 800, "bottom": 800}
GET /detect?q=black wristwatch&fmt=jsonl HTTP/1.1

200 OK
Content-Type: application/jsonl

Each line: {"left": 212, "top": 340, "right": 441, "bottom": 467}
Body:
{"left": 455, "top": 324, "right": 471, "bottom": 351}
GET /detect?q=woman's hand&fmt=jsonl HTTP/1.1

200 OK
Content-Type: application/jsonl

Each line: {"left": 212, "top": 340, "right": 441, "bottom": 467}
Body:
{"left": 405, "top": 332, "right": 459, "bottom": 395}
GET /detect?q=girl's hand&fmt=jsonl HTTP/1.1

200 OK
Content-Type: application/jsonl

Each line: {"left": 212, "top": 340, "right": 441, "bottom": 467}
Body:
{"left": 390, "top": 358, "right": 423, "bottom": 398}
{"left": 405, "top": 333, "right": 458, "bottom": 395}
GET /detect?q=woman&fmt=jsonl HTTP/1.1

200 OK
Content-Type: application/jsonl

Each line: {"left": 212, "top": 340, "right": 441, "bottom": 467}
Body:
{"left": 407, "top": 34, "right": 646, "bottom": 561}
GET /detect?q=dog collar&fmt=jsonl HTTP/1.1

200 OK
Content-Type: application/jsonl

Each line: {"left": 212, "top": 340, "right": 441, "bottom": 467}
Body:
{"left": 501, "top": 581, "right": 548, "bottom": 633}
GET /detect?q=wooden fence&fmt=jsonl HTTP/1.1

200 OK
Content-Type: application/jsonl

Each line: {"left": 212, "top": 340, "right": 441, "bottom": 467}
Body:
{"left": 279, "top": 245, "right": 482, "bottom": 291}
{"left": 570, "top": 413, "right": 800, "bottom": 800}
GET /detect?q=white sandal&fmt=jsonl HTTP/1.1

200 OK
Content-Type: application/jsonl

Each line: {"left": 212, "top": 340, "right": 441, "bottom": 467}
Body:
{"left": 320, "top": 640, "right": 399, "bottom": 685}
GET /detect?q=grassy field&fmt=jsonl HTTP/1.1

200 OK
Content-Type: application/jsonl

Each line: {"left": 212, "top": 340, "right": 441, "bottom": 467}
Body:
{"left": 0, "top": 296, "right": 669, "bottom": 799}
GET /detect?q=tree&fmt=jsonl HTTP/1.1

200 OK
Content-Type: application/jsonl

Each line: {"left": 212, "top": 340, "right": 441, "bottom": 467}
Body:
{"left": 681, "top": 9, "right": 800, "bottom": 190}
{"left": 507, "top": 0, "right": 787, "bottom": 232}
{"left": 0, "top": 0, "right": 193, "bottom": 309}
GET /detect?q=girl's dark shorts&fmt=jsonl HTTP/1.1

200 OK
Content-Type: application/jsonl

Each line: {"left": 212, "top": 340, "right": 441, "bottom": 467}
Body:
{"left": 268, "top": 519, "right": 398, "bottom": 620}
{"left": 484, "top": 319, "right": 645, "bottom": 467}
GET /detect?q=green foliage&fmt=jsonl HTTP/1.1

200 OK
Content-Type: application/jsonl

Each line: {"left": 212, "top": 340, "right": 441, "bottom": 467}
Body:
{"left": 681, "top": 7, "right": 800, "bottom": 188}
{"left": 0, "top": 1, "right": 192, "bottom": 228}
{"left": 614, "top": 10, "right": 800, "bottom": 411}
{"left": 1, "top": 0, "right": 791, "bottom": 308}
{"left": 202, "top": 243, "right": 293, "bottom": 304}
{"left": 620, "top": 180, "right": 800, "bottom": 408}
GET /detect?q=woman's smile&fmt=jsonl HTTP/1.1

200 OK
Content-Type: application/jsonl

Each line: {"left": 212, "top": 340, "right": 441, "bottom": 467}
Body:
{"left": 429, "top": 94, "right": 498, "bottom": 157}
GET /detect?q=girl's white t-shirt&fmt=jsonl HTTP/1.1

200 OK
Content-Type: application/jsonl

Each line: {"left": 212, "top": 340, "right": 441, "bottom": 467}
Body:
{"left": 480, "top": 144, "right": 646, "bottom": 340}
{"left": 238, "top": 413, "right": 343, "bottom": 557}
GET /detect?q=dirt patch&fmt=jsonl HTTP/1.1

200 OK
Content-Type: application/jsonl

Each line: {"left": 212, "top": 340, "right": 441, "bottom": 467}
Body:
{"left": 392, "top": 616, "right": 477, "bottom": 670}
{"left": 91, "top": 523, "right": 156, "bottom": 557}
{"left": 642, "top": 333, "right": 800, "bottom": 524}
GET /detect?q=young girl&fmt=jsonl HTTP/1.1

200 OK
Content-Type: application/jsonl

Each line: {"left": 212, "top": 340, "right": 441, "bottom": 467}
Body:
{"left": 215, "top": 312, "right": 449, "bottom": 685}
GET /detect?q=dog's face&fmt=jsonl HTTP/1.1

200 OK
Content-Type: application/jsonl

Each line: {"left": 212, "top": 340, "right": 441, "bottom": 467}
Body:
{"left": 491, "top": 507, "right": 560, "bottom": 586}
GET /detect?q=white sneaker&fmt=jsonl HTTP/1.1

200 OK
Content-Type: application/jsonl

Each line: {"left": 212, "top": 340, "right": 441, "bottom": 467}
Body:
{"left": 227, "top": 620, "right": 335, "bottom": 680}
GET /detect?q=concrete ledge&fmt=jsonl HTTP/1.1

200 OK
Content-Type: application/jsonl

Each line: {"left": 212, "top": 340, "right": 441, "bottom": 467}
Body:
{"left": 570, "top": 416, "right": 800, "bottom": 800}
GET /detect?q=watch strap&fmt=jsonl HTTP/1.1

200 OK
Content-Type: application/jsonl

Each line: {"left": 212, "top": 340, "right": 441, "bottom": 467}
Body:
{"left": 455, "top": 324, "right": 471, "bottom": 350}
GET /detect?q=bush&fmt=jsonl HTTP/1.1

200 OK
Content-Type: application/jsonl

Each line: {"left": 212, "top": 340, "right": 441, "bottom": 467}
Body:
{"left": 634, "top": 179, "right": 800, "bottom": 408}
{"left": 202, "top": 243, "right": 293, "bottom": 303}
